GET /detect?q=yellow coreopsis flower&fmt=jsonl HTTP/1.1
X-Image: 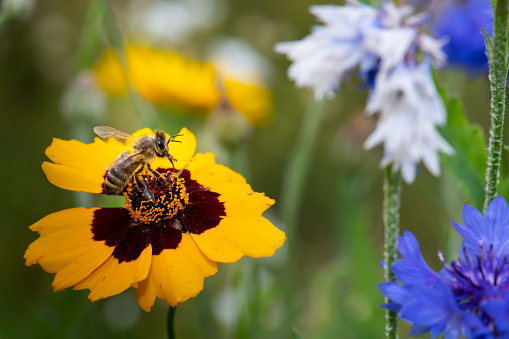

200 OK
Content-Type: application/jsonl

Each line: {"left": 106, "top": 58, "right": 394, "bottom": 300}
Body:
{"left": 25, "top": 127, "right": 285, "bottom": 311}
{"left": 94, "top": 44, "right": 272, "bottom": 127}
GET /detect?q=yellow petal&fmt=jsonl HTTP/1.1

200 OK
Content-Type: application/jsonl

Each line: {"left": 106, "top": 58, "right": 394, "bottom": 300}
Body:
{"left": 223, "top": 78, "right": 273, "bottom": 127}
{"left": 185, "top": 153, "right": 247, "bottom": 190}
{"left": 183, "top": 152, "right": 273, "bottom": 215}
{"left": 42, "top": 162, "right": 104, "bottom": 194}
{"left": 135, "top": 233, "right": 217, "bottom": 311}
{"left": 131, "top": 127, "right": 154, "bottom": 138}
{"left": 52, "top": 244, "right": 115, "bottom": 292}
{"left": 74, "top": 246, "right": 152, "bottom": 301}
{"left": 184, "top": 152, "right": 216, "bottom": 176}
{"left": 222, "top": 191, "right": 275, "bottom": 216}
{"left": 191, "top": 216, "right": 285, "bottom": 263}
{"left": 127, "top": 45, "right": 219, "bottom": 110}
{"left": 24, "top": 208, "right": 114, "bottom": 289}
{"left": 43, "top": 137, "right": 125, "bottom": 193}
{"left": 94, "top": 48, "right": 127, "bottom": 97}
{"left": 135, "top": 272, "right": 157, "bottom": 312}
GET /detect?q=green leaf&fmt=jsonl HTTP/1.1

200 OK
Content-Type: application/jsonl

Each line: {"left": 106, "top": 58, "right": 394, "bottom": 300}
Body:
{"left": 481, "top": 28, "right": 493, "bottom": 63}
{"left": 291, "top": 327, "right": 303, "bottom": 339}
{"left": 439, "top": 89, "right": 487, "bottom": 210}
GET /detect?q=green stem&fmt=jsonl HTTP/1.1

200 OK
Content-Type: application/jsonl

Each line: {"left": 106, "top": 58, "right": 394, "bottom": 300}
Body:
{"left": 167, "top": 305, "right": 177, "bottom": 339}
{"left": 383, "top": 166, "right": 402, "bottom": 339}
{"left": 280, "top": 98, "right": 326, "bottom": 261}
{"left": 280, "top": 97, "right": 326, "bottom": 335}
{"left": 75, "top": 0, "right": 101, "bottom": 71}
{"left": 483, "top": 0, "right": 509, "bottom": 213}
{"left": 280, "top": 98, "right": 326, "bottom": 236}
{"left": 95, "top": 0, "right": 124, "bottom": 54}
{"left": 96, "top": 0, "right": 156, "bottom": 126}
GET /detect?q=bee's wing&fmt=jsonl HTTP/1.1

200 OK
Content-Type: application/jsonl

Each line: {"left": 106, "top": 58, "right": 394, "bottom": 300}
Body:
{"left": 94, "top": 126, "right": 136, "bottom": 141}
{"left": 105, "top": 150, "right": 144, "bottom": 170}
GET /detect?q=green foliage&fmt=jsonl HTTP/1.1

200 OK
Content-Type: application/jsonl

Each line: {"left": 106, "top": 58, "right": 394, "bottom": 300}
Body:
{"left": 496, "top": 146, "right": 509, "bottom": 199}
{"left": 482, "top": 29, "right": 493, "bottom": 62}
{"left": 439, "top": 89, "right": 487, "bottom": 210}
{"left": 292, "top": 327, "right": 303, "bottom": 339}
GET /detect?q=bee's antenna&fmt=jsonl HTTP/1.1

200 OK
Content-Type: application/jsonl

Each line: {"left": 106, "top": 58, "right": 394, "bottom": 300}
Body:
{"left": 168, "top": 134, "right": 183, "bottom": 144}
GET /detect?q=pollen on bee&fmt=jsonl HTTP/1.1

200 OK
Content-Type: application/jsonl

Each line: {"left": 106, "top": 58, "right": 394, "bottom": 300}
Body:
{"left": 123, "top": 172, "right": 189, "bottom": 225}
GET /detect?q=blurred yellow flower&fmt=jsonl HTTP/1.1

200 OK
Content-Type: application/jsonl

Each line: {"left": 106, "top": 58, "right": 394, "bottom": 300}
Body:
{"left": 94, "top": 44, "right": 272, "bottom": 126}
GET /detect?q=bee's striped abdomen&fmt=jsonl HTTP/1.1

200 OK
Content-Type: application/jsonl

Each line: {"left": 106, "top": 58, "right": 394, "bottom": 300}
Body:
{"left": 105, "top": 163, "right": 137, "bottom": 195}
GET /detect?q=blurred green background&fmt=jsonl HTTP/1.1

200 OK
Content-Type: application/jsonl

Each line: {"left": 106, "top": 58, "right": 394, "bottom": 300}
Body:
{"left": 0, "top": 0, "right": 494, "bottom": 338}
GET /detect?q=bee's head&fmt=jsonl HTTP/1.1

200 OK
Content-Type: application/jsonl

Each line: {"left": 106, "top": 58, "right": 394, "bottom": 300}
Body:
{"left": 154, "top": 130, "right": 182, "bottom": 163}
{"left": 154, "top": 130, "right": 169, "bottom": 157}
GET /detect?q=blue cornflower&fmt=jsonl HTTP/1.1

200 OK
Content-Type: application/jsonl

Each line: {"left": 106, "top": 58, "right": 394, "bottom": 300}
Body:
{"left": 432, "top": 0, "right": 493, "bottom": 75}
{"left": 381, "top": 196, "right": 509, "bottom": 338}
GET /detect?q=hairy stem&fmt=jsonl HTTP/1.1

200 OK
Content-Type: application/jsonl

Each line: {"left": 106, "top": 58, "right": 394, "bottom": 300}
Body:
{"left": 383, "top": 166, "right": 402, "bottom": 339}
{"left": 484, "top": 0, "right": 509, "bottom": 213}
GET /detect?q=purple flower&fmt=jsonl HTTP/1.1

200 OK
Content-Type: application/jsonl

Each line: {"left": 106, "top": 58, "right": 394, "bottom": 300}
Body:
{"left": 381, "top": 196, "right": 509, "bottom": 338}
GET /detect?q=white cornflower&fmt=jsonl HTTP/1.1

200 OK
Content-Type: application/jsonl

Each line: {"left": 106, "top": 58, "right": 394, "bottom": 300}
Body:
{"left": 275, "top": 0, "right": 453, "bottom": 183}
{"left": 274, "top": 2, "right": 379, "bottom": 99}
{"left": 364, "top": 61, "right": 453, "bottom": 183}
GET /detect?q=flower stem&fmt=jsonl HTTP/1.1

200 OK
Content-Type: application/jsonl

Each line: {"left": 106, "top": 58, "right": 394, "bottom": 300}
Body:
{"left": 280, "top": 97, "right": 326, "bottom": 270}
{"left": 280, "top": 97, "right": 326, "bottom": 333}
{"left": 383, "top": 166, "right": 402, "bottom": 339}
{"left": 280, "top": 98, "right": 326, "bottom": 238}
{"left": 167, "top": 305, "right": 177, "bottom": 339}
{"left": 483, "top": 0, "right": 509, "bottom": 213}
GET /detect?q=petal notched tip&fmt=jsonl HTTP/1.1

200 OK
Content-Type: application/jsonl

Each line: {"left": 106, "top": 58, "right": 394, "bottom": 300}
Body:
{"left": 74, "top": 246, "right": 152, "bottom": 302}
{"left": 191, "top": 216, "right": 286, "bottom": 263}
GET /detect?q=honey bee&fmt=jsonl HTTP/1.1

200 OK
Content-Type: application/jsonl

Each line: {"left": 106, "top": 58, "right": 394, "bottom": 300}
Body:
{"left": 94, "top": 126, "right": 181, "bottom": 202}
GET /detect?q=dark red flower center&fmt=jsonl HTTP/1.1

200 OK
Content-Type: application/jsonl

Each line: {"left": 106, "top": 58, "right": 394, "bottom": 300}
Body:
{"left": 91, "top": 168, "right": 227, "bottom": 263}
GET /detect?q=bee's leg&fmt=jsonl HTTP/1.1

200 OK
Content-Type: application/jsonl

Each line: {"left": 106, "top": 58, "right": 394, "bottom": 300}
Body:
{"left": 134, "top": 166, "right": 155, "bottom": 203}
{"left": 146, "top": 163, "right": 167, "bottom": 185}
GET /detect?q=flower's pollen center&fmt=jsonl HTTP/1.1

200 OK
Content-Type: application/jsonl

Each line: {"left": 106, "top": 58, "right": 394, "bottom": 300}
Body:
{"left": 443, "top": 245, "right": 509, "bottom": 314}
{"left": 124, "top": 172, "right": 188, "bottom": 225}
